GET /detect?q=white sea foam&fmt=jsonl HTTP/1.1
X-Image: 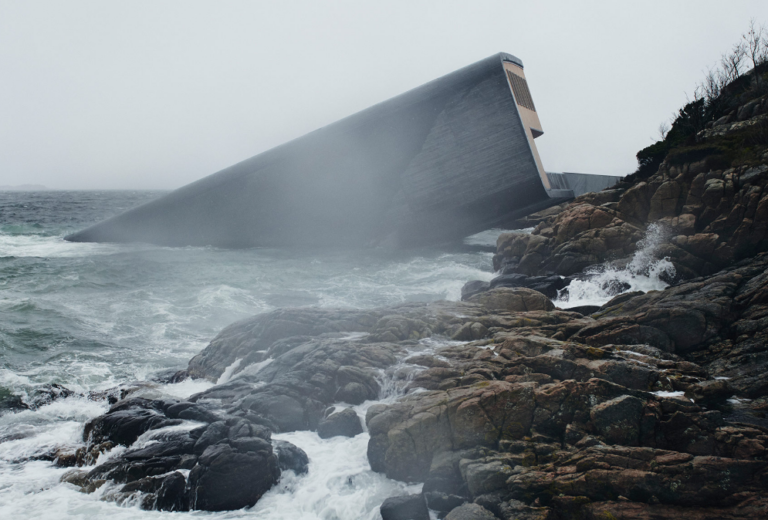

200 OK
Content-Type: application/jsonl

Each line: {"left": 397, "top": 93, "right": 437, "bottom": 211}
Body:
{"left": 217, "top": 358, "right": 243, "bottom": 385}
{"left": 251, "top": 431, "right": 420, "bottom": 520}
{"left": 652, "top": 391, "right": 686, "bottom": 398}
{"left": 0, "top": 233, "right": 133, "bottom": 259}
{"left": 555, "top": 223, "right": 676, "bottom": 308}
{"left": 1, "top": 191, "right": 509, "bottom": 519}
{"left": 159, "top": 378, "right": 214, "bottom": 399}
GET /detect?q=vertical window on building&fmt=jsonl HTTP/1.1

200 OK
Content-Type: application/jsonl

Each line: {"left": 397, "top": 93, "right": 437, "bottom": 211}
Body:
{"left": 506, "top": 70, "right": 536, "bottom": 112}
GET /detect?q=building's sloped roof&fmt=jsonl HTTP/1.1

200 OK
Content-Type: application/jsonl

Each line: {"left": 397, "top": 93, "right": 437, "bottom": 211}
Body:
{"left": 68, "top": 53, "right": 560, "bottom": 248}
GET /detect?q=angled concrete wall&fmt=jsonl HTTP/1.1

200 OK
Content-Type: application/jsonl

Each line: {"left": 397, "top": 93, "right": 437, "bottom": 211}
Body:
{"left": 68, "top": 53, "right": 562, "bottom": 248}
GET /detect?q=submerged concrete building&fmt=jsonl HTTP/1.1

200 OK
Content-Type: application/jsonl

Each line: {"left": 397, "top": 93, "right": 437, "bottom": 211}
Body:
{"left": 67, "top": 53, "right": 619, "bottom": 248}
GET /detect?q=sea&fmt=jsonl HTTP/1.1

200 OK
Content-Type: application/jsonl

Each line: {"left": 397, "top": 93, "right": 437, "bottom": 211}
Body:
{"left": 0, "top": 190, "right": 673, "bottom": 519}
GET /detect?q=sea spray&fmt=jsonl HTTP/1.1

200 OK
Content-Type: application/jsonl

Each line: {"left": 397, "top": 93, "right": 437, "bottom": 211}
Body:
{"left": 0, "top": 191, "right": 502, "bottom": 520}
{"left": 555, "top": 223, "right": 676, "bottom": 308}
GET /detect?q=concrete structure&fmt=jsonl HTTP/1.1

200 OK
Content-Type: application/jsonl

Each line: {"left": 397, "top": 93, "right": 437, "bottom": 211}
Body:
{"left": 67, "top": 53, "right": 597, "bottom": 248}
{"left": 546, "top": 172, "right": 623, "bottom": 196}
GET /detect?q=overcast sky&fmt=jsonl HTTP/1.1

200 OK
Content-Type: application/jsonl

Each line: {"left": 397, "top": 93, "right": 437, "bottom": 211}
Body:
{"left": 1, "top": 1, "right": 767, "bottom": 190}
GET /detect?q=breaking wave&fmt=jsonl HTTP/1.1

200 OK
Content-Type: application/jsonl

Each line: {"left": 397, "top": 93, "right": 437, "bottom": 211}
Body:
{"left": 555, "top": 223, "right": 677, "bottom": 308}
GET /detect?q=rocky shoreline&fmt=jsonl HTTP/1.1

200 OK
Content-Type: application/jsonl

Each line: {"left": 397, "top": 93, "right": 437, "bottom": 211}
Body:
{"left": 47, "top": 244, "right": 768, "bottom": 518}
{"left": 13, "top": 48, "right": 768, "bottom": 520}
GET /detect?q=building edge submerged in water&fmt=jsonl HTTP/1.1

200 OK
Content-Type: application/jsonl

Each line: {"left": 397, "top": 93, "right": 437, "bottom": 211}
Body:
{"left": 66, "top": 53, "right": 622, "bottom": 249}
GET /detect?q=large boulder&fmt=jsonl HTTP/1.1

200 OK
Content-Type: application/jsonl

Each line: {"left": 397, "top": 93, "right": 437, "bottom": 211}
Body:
{"left": 367, "top": 381, "right": 536, "bottom": 481}
{"left": 445, "top": 503, "right": 497, "bottom": 520}
{"left": 461, "top": 280, "right": 490, "bottom": 301}
{"left": 273, "top": 440, "right": 309, "bottom": 474}
{"left": 380, "top": 494, "right": 430, "bottom": 520}
{"left": 187, "top": 443, "right": 280, "bottom": 511}
{"left": 317, "top": 407, "right": 363, "bottom": 439}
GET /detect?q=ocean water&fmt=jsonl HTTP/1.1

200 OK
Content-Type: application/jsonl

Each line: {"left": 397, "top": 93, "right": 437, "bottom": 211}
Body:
{"left": 0, "top": 191, "right": 673, "bottom": 518}
{"left": 0, "top": 190, "right": 498, "bottom": 519}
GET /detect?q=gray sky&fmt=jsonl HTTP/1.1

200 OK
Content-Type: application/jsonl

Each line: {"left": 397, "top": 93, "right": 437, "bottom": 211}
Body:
{"left": 1, "top": 1, "right": 767, "bottom": 190}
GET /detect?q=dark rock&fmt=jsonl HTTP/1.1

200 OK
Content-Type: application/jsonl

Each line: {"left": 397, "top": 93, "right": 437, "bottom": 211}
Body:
{"left": 0, "top": 387, "right": 28, "bottom": 413}
{"left": 151, "top": 369, "right": 189, "bottom": 384}
{"left": 29, "top": 384, "right": 76, "bottom": 408}
{"left": 193, "top": 421, "right": 229, "bottom": 454}
{"left": 334, "top": 365, "right": 380, "bottom": 405}
{"left": 590, "top": 395, "right": 646, "bottom": 445}
{"left": 461, "top": 280, "right": 490, "bottom": 301}
{"left": 187, "top": 307, "right": 387, "bottom": 380}
{"left": 230, "top": 436, "right": 272, "bottom": 453}
{"left": 380, "top": 494, "right": 430, "bottom": 520}
{"left": 564, "top": 305, "right": 601, "bottom": 316}
{"left": 489, "top": 273, "right": 569, "bottom": 299}
{"left": 367, "top": 381, "right": 536, "bottom": 481}
{"left": 243, "top": 393, "right": 309, "bottom": 433}
{"left": 317, "top": 407, "right": 363, "bottom": 439}
{"left": 685, "top": 379, "right": 733, "bottom": 405}
{"left": 467, "top": 287, "right": 555, "bottom": 312}
{"left": 155, "top": 472, "right": 188, "bottom": 511}
{"left": 122, "top": 430, "right": 196, "bottom": 460}
{"left": 83, "top": 398, "right": 182, "bottom": 446}
{"left": 187, "top": 443, "right": 280, "bottom": 511}
{"left": 579, "top": 495, "right": 768, "bottom": 519}
{"left": 273, "top": 440, "right": 309, "bottom": 474}
{"left": 60, "top": 469, "right": 90, "bottom": 488}
{"left": 86, "top": 454, "right": 183, "bottom": 484}
{"left": 227, "top": 416, "right": 271, "bottom": 441}
{"left": 164, "top": 401, "right": 219, "bottom": 423}
{"left": 445, "top": 503, "right": 497, "bottom": 520}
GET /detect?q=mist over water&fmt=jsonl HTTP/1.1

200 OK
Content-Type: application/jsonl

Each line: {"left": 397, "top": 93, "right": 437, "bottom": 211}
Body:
{"left": 0, "top": 191, "right": 494, "bottom": 519}
{"left": 0, "top": 192, "right": 675, "bottom": 518}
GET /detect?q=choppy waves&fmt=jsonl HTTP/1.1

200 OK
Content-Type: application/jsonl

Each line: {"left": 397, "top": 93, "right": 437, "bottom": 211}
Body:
{"left": 555, "top": 223, "right": 677, "bottom": 308}
{"left": 0, "top": 191, "right": 499, "bottom": 519}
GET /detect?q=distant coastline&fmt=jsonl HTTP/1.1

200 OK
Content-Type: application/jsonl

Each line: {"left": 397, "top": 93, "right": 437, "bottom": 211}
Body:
{"left": 0, "top": 184, "right": 49, "bottom": 191}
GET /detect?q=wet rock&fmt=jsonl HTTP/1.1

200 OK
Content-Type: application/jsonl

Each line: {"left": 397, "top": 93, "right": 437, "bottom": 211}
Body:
{"left": 86, "top": 454, "right": 185, "bottom": 485}
{"left": 154, "top": 471, "right": 188, "bottom": 511}
{"left": 230, "top": 436, "right": 272, "bottom": 453}
{"left": 380, "top": 493, "right": 430, "bottom": 520}
{"left": 0, "top": 387, "right": 28, "bottom": 413}
{"left": 187, "top": 443, "right": 280, "bottom": 511}
{"left": 467, "top": 287, "right": 555, "bottom": 313}
{"left": 164, "top": 401, "right": 219, "bottom": 423}
{"left": 489, "top": 273, "right": 569, "bottom": 299}
{"left": 445, "top": 503, "right": 497, "bottom": 520}
{"left": 60, "top": 469, "right": 90, "bottom": 488}
{"left": 192, "top": 420, "right": 228, "bottom": 453}
{"left": 83, "top": 398, "right": 183, "bottom": 446}
{"left": 273, "top": 439, "right": 309, "bottom": 474}
{"left": 190, "top": 312, "right": 421, "bottom": 432}
{"left": 29, "top": 384, "right": 76, "bottom": 408}
{"left": 317, "top": 407, "right": 363, "bottom": 439}
{"left": 461, "top": 280, "right": 490, "bottom": 301}
{"left": 564, "top": 305, "right": 601, "bottom": 316}
{"left": 187, "top": 307, "right": 388, "bottom": 380}
{"left": 367, "top": 381, "right": 536, "bottom": 481}
{"left": 151, "top": 369, "right": 189, "bottom": 384}
{"left": 334, "top": 366, "right": 380, "bottom": 404}
{"left": 684, "top": 379, "right": 733, "bottom": 405}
